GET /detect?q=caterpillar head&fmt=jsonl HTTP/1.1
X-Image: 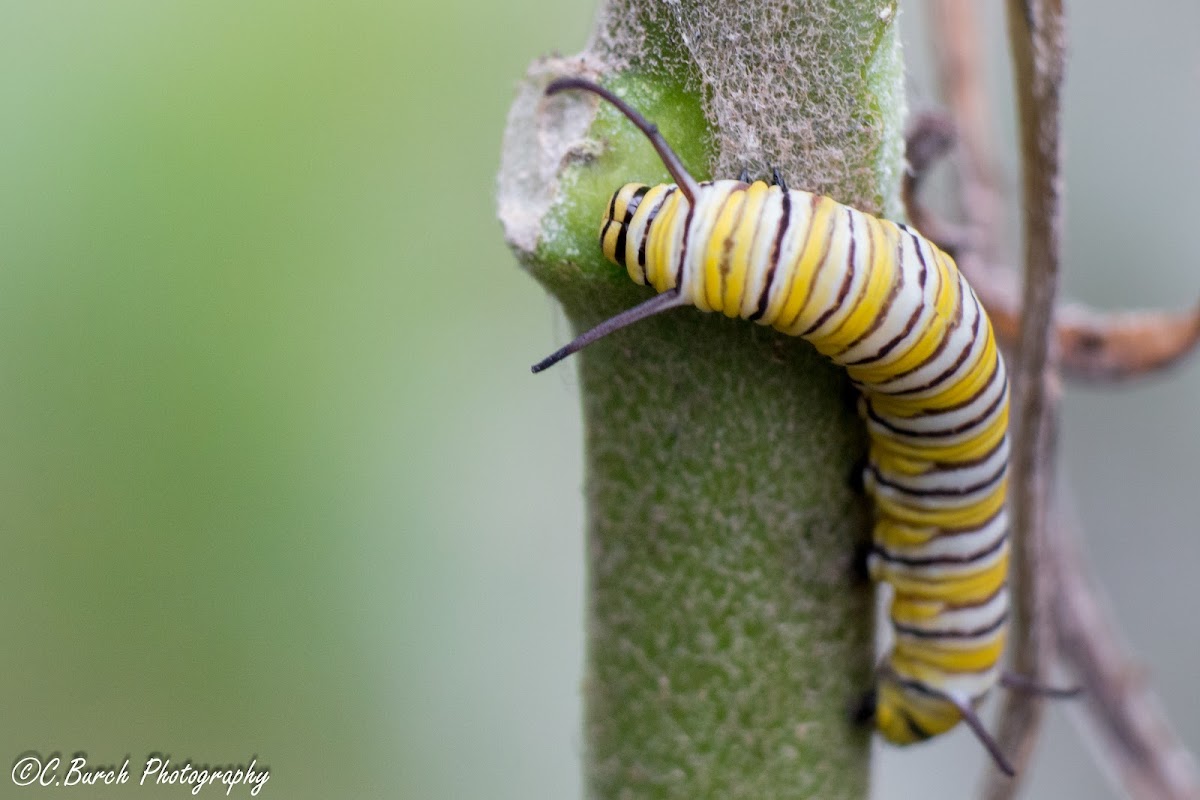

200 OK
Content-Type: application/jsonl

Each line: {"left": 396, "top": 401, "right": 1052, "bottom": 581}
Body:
{"left": 529, "top": 78, "right": 699, "bottom": 374}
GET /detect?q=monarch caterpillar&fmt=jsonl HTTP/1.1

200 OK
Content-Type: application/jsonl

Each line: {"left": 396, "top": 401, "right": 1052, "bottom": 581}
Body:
{"left": 532, "top": 77, "right": 1072, "bottom": 775}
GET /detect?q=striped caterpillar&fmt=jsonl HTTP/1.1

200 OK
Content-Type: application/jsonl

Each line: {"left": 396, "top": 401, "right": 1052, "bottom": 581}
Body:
{"left": 532, "top": 77, "right": 1071, "bottom": 774}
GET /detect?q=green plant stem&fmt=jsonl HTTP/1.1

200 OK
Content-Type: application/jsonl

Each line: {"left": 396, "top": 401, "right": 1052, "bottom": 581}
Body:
{"left": 499, "top": 2, "right": 905, "bottom": 797}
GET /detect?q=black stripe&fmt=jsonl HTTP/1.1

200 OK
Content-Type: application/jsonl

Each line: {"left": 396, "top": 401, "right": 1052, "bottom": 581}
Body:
{"left": 896, "top": 676, "right": 943, "bottom": 699}
{"left": 902, "top": 711, "right": 933, "bottom": 741}
{"left": 893, "top": 610, "right": 1009, "bottom": 641}
{"left": 874, "top": 255, "right": 964, "bottom": 385}
{"left": 862, "top": 357, "right": 1004, "bottom": 439}
{"left": 895, "top": 675, "right": 996, "bottom": 713}
{"left": 623, "top": 185, "right": 649, "bottom": 223}
{"left": 675, "top": 202, "right": 696, "bottom": 287}
{"left": 932, "top": 353, "right": 1006, "bottom": 413}
{"left": 881, "top": 272, "right": 979, "bottom": 395}
{"left": 612, "top": 186, "right": 650, "bottom": 267}
{"left": 847, "top": 231, "right": 931, "bottom": 366}
{"left": 750, "top": 188, "right": 791, "bottom": 321}
{"left": 839, "top": 220, "right": 903, "bottom": 355}
{"left": 868, "top": 451, "right": 1006, "bottom": 499}
{"left": 826, "top": 211, "right": 880, "bottom": 342}
{"left": 897, "top": 671, "right": 996, "bottom": 701}
{"left": 889, "top": 302, "right": 983, "bottom": 397}
{"left": 894, "top": 675, "right": 996, "bottom": 710}
{"left": 872, "top": 525, "right": 1007, "bottom": 568}
{"left": 737, "top": 185, "right": 771, "bottom": 317}
{"left": 613, "top": 224, "right": 628, "bottom": 267}
{"left": 800, "top": 207, "right": 856, "bottom": 336}
{"left": 636, "top": 187, "right": 672, "bottom": 283}
{"left": 778, "top": 194, "right": 830, "bottom": 330}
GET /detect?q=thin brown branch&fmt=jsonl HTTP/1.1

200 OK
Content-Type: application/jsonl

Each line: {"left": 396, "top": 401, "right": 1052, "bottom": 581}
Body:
{"left": 980, "top": 1, "right": 1067, "bottom": 797}
{"left": 1049, "top": 512, "right": 1200, "bottom": 800}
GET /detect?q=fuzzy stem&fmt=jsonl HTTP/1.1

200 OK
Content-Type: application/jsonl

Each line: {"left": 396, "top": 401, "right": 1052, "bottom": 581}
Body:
{"left": 499, "top": 2, "right": 905, "bottom": 797}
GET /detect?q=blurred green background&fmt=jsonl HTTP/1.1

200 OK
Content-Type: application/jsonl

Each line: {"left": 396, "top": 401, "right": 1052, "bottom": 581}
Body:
{"left": 0, "top": 2, "right": 1194, "bottom": 799}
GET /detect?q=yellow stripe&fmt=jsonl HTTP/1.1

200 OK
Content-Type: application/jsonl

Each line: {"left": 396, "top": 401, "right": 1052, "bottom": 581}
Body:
{"left": 873, "top": 519, "right": 940, "bottom": 549}
{"left": 814, "top": 214, "right": 897, "bottom": 353}
{"left": 782, "top": 204, "right": 856, "bottom": 336}
{"left": 892, "top": 630, "right": 1006, "bottom": 674}
{"left": 875, "top": 682, "right": 962, "bottom": 742}
{"left": 914, "top": 330, "right": 998, "bottom": 411}
{"left": 724, "top": 181, "right": 770, "bottom": 318}
{"left": 625, "top": 184, "right": 672, "bottom": 285}
{"left": 765, "top": 195, "right": 836, "bottom": 328}
{"left": 867, "top": 406, "right": 1009, "bottom": 465}
{"left": 845, "top": 249, "right": 959, "bottom": 384}
{"left": 646, "top": 191, "right": 684, "bottom": 293}
{"left": 882, "top": 549, "right": 1009, "bottom": 605}
{"left": 869, "top": 478, "right": 1007, "bottom": 529}
{"left": 703, "top": 190, "right": 747, "bottom": 313}
{"left": 889, "top": 590, "right": 1003, "bottom": 629}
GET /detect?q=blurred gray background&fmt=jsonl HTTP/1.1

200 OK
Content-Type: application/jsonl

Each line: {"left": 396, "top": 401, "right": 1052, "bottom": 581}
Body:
{"left": 0, "top": 1, "right": 1195, "bottom": 798}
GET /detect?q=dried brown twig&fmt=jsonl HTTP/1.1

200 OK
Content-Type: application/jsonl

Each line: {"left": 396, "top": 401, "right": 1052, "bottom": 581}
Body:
{"left": 904, "top": 112, "right": 1200, "bottom": 384}
{"left": 1028, "top": 301, "right": 1200, "bottom": 383}
{"left": 919, "top": 1, "right": 1200, "bottom": 798}
{"left": 929, "top": 267, "right": 1200, "bottom": 388}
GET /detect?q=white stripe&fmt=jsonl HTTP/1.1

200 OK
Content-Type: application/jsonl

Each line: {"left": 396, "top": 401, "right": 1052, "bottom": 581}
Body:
{"left": 782, "top": 205, "right": 853, "bottom": 335}
{"left": 877, "top": 510, "right": 1009, "bottom": 562}
{"left": 761, "top": 190, "right": 816, "bottom": 321}
{"left": 870, "top": 435, "right": 1008, "bottom": 496}
{"left": 835, "top": 224, "right": 920, "bottom": 364}
{"left": 801, "top": 210, "right": 868, "bottom": 339}
{"left": 875, "top": 538, "right": 1009, "bottom": 582}
{"left": 741, "top": 186, "right": 788, "bottom": 319}
{"left": 892, "top": 587, "right": 1009, "bottom": 640}
{"left": 680, "top": 182, "right": 739, "bottom": 311}
{"left": 874, "top": 276, "right": 984, "bottom": 396}
{"left": 840, "top": 233, "right": 945, "bottom": 377}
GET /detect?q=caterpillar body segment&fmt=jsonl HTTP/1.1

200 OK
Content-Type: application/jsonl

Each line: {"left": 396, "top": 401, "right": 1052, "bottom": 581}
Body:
{"left": 532, "top": 77, "right": 1076, "bottom": 777}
